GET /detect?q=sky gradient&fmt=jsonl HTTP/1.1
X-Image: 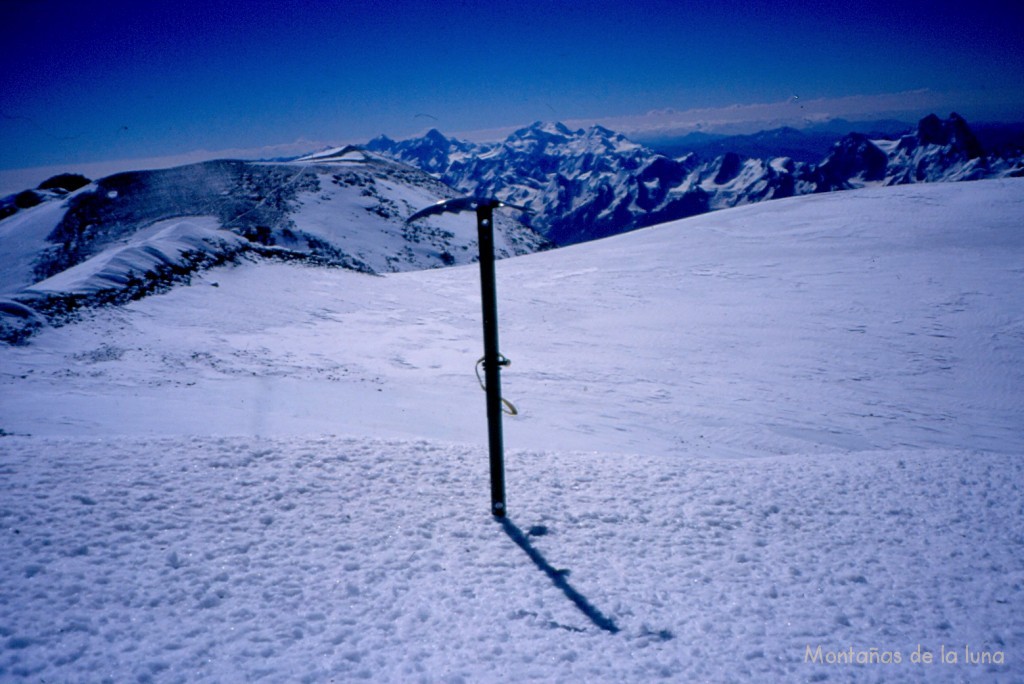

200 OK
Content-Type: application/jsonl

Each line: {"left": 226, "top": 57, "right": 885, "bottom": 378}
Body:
{"left": 2, "top": 0, "right": 1022, "bottom": 183}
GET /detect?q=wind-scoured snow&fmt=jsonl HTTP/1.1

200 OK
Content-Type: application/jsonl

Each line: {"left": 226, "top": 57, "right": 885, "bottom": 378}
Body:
{"left": 0, "top": 192, "right": 76, "bottom": 295}
{"left": 25, "top": 217, "right": 246, "bottom": 296}
{"left": 1, "top": 179, "right": 1022, "bottom": 681}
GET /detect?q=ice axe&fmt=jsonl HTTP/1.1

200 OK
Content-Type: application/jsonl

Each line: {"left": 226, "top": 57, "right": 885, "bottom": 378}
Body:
{"left": 407, "top": 197, "right": 527, "bottom": 517}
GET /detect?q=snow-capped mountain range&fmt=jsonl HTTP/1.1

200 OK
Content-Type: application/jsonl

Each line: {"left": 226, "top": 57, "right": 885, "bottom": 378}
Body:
{"left": 367, "top": 113, "right": 1024, "bottom": 245}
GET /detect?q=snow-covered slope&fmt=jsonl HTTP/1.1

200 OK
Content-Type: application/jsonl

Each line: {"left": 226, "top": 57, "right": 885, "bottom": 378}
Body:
{"left": 1, "top": 180, "right": 1022, "bottom": 681}
{"left": 370, "top": 114, "right": 1024, "bottom": 245}
{"left": 0, "top": 151, "right": 548, "bottom": 342}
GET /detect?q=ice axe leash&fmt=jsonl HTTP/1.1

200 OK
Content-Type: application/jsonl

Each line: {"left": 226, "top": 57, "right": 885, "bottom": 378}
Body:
{"left": 407, "top": 197, "right": 527, "bottom": 518}
{"left": 475, "top": 355, "right": 518, "bottom": 416}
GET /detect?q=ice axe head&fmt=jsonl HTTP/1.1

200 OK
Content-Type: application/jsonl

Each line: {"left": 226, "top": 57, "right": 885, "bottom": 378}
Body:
{"left": 406, "top": 196, "right": 528, "bottom": 224}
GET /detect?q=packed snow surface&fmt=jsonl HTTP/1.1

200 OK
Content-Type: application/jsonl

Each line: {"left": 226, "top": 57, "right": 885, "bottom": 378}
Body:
{"left": 1, "top": 179, "right": 1022, "bottom": 681}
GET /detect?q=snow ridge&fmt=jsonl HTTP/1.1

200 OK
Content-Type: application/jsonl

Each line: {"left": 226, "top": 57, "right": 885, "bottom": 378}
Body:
{"left": 0, "top": 153, "right": 548, "bottom": 343}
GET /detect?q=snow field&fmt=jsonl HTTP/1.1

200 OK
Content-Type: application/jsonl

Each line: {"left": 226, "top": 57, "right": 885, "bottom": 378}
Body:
{"left": 1, "top": 178, "right": 1023, "bottom": 681}
{"left": 3, "top": 179, "right": 1022, "bottom": 457}
{"left": 1, "top": 437, "right": 1021, "bottom": 682}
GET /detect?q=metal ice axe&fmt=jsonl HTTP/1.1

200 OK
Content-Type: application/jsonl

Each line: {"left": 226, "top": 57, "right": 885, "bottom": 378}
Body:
{"left": 407, "top": 197, "right": 527, "bottom": 517}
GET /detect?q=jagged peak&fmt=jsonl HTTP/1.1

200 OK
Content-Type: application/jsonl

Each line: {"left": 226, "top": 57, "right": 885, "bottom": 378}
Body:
{"left": 581, "top": 124, "right": 636, "bottom": 145}
{"left": 911, "top": 112, "right": 984, "bottom": 158}
{"left": 423, "top": 128, "right": 450, "bottom": 144}
{"left": 712, "top": 152, "right": 744, "bottom": 185}
{"left": 509, "top": 121, "right": 581, "bottom": 140}
{"left": 587, "top": 124, "right": 619, "bottom": 137}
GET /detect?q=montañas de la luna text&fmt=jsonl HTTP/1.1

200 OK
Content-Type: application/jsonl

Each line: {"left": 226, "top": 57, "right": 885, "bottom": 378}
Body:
{"left": 805, "top": 644, "right": 1005, "bottom": 666}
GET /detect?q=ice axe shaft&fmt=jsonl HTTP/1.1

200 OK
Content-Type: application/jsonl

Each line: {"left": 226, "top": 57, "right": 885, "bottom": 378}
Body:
{"left": 475, "top": 202, "right": 507, "bottom": 517}
{"left": 407, "top": 197, "right": 526, "bottom": 517}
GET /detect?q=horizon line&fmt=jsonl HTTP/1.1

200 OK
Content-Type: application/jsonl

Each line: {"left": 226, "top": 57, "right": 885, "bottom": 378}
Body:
{"left": 2, "top": 91, "right": 1019, "bottom": 196}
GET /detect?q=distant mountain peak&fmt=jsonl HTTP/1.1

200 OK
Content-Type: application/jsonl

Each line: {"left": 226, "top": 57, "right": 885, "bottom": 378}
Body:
{"left": 903, "top": 112, "right": 985, "bottom": 159}
{"left": 423, "top": 128, "right": 450, "bottom": 144}
{"left": 818, "top": 132, "right": 888, "bottom": 188}
{"left": 510, "top": 121, "right": 578, "bottom": 140}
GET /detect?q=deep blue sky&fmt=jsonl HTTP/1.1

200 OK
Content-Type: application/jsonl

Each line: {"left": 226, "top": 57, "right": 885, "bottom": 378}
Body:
{"left": 2, "top": 0, "right": 1022, "bottom": 174}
